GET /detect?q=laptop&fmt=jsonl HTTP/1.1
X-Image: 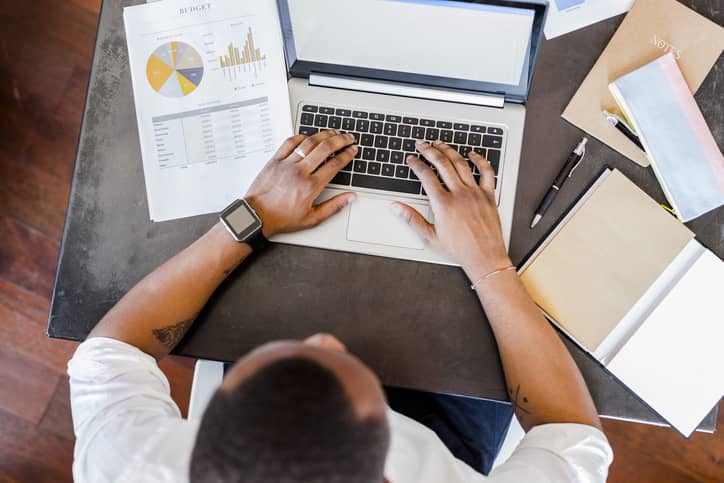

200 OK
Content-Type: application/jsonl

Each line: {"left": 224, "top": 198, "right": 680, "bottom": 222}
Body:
{"left": 272, "top": 0, "right": 548, "bottom": 265}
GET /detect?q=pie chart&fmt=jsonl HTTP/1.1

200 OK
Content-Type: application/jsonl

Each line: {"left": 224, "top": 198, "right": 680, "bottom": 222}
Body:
{"left": 146, "top": 41, "right": 204, "bottom": 97}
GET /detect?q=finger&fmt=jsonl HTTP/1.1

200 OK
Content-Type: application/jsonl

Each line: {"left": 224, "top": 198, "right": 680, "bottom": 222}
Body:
{"left": 432, "top": 140, "right": 476, "bottom": 186}
{"left": 315, "top": 145, "right": 358, "bottom": 185}
{"left": 273, "top": 134, "right": 307, "bottom": 161}
{"left": 469, "top": 151, "right": 496, "bottom": 195}
{"left": 406, "top": 155, "right": 445, "bottom": 199}
{"left": 390, "top": 202, "right": 437, "bottom": 246}
{"left": 415, "top": 141, "right": 464, "bottom": 190}
{"left": 304, "top": 192, "right": 357, "bottom": 227}
{"left": 301, "top": 132, "right": 356, "bottom": 173}
{"left": 289, "top": 130, "right": 337, "bottom": 162}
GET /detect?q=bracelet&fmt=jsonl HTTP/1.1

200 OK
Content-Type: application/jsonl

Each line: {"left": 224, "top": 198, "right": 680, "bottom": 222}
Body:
{"left": 470, "top": 265, "right": 516, "bottom": 291}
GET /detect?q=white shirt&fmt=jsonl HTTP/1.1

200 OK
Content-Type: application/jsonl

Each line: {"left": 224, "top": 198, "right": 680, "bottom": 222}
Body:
{"left": 68, "top": 338, "right": 613, "bottom": 483}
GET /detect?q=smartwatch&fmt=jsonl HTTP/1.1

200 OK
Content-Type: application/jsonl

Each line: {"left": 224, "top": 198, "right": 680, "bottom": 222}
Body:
{"left": 219, "top": 198, "right": 268, "bottom": 251}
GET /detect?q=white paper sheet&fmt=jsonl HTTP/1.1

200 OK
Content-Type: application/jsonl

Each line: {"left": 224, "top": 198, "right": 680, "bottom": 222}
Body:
{"left": 544, "top": 0, "right": 635, "bottom": 39}
{"left": 124, "top": 0, "right": 292, "bottom": 222}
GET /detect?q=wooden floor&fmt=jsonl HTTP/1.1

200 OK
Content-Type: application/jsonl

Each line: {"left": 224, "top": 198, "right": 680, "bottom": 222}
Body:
{"left": 0, "top": 1, "right": 721, "bottom": 481}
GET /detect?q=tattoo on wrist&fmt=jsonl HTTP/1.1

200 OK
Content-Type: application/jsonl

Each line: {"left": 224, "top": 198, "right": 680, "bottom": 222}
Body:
{"left": 509, "top": 384, "right": 530, "bottom": 414}
{"left": 152, "top": 317, "right": 195, "bottom": 349}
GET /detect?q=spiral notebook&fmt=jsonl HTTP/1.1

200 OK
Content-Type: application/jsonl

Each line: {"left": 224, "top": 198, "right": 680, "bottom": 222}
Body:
{"left": 609, "top": 53, "right": 724, "bottom": 222}
{"left": 519, "top": 169, "right": 724, "bottom": 437}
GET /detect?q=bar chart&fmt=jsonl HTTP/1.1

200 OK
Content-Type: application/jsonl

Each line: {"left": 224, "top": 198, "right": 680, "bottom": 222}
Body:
{"left": 219, "top": 27, "right": 267, "bottom": 80}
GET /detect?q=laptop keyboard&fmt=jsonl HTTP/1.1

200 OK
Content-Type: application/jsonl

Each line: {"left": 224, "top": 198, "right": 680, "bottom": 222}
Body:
{"left": 297, "top": 104, "right": 504, "bottom": 198}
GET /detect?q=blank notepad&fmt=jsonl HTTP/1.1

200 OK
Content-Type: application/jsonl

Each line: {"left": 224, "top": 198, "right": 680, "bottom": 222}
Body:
{"left": 520, "top": 170, "right": 693, "bottom": 352}
{"left": 608, "top": 249, "right": 724, "bottom": 436}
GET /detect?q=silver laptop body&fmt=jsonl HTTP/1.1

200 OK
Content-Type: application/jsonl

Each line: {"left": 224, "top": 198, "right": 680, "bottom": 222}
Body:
{"left": 273, "top": 0, "right": 548, "bottom": 265}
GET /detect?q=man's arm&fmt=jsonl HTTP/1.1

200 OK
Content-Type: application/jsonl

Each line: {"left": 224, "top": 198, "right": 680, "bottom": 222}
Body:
{"left": 90, "top": 130, "right": 359, "bottom": 359}
{"left": 393, "top": 140, "right": 601, "bottom": 431}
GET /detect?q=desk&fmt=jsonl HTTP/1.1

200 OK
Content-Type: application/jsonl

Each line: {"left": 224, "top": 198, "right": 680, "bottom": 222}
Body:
{"left": 48, "top": 0, "right": 722, "bottom": 431}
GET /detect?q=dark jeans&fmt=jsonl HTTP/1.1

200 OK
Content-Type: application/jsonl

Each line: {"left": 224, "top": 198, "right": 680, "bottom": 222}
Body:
{"left": 385, "top": 386, "right": 514, "bottom": 476}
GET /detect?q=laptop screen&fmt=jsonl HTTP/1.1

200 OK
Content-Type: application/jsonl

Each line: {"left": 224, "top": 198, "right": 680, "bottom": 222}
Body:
{"left": 278, "top": 0, "right": 547, "bottom": 102}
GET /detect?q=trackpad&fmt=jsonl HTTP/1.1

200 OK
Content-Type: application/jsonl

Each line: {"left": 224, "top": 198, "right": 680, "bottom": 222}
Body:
{"left": 346, "top": 197, "right": 431, "bottom": 250}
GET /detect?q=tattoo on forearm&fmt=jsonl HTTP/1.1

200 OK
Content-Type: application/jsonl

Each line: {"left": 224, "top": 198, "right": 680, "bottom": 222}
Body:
{"left": 509, "top": 384, "right": 531, "bottom": 414}
{"left": 152, "top": 318, "right": 195, "bottom": 349}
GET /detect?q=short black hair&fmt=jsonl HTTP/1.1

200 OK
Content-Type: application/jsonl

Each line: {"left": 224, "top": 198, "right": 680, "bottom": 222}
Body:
{"left": 190, "top": 356, "right": 390, "bottom": 483}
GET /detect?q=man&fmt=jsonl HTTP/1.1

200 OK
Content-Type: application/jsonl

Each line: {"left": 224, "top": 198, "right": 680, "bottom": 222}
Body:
{"left": 68, "top": 130, "right": 612, "bottom": 482}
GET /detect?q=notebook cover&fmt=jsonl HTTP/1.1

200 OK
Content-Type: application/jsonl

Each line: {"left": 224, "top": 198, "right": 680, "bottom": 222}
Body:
{"left": 519, "top": 169, "right": 693, "bottom": 352}
{"left": 562, "top": 0, "right": 724, "bottom": 167}
{"left": 610, "top": 53, "right": 724, "bottom": 222}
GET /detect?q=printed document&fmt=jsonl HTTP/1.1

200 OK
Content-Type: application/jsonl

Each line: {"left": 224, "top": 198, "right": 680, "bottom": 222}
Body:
{"left": 545, "top": 0, "right": 635, "bottom": 39}
{"left": 124, "top": 0, "right": 292, "bottom": 222}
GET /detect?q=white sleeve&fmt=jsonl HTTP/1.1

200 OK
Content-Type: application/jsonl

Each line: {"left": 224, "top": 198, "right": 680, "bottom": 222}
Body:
{"left": 489, "top": 423, "right": 613, "bottom": 483}
{"left": 67, "top": 337, "right": 190, "bottom": 483}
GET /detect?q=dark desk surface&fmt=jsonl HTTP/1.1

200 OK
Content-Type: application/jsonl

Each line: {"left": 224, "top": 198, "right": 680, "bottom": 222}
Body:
{"left": 49, "top": 0, "right": 722, "bottom": 431}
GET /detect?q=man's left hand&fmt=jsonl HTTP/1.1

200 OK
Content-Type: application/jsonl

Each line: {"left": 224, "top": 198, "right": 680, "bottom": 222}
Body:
{"left": 245, "top": 130, "right": 358, "bottom": 237}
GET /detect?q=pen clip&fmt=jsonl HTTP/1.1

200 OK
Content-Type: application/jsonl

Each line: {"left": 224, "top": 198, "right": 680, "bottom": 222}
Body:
{"left": 568, "top": 140, "right": 587, "bottom": 178}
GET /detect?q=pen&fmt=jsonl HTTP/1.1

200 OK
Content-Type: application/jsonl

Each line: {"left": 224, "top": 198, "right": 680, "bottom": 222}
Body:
{"left": 602, "top": 110, "right": 644, "bottom": 150}
{"left": 530, "top": 137, "right": 588, "bottom": 229}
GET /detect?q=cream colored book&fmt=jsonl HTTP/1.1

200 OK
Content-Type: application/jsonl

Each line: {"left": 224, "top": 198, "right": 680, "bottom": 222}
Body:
{"left": 519, "top": 169, "right": 724, "bottom": 437}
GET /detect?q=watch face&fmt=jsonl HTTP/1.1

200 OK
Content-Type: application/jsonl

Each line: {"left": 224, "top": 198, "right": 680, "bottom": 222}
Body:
{"left": 221, "top": 200, "right": 261, "bottom": 241}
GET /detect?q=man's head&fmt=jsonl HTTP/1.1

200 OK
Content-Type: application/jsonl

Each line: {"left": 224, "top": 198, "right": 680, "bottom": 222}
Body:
{"left": 190, "top": 334, "right": 390, "bottom": 483}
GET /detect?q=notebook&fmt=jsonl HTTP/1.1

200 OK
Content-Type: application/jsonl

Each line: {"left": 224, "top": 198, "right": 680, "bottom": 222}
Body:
{"left": 519, "top": 168, "right": 724, "bottom": 437}
{"left": 609, "top": 53, "right": 724, "bottom": 222}
{"left": 562, "top": 0, "right": 724, "bottom": 167}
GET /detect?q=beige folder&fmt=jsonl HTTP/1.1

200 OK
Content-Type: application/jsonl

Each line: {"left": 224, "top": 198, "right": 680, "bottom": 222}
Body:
{"left": 562, "top": 0, "right": 724, "bottom": 167}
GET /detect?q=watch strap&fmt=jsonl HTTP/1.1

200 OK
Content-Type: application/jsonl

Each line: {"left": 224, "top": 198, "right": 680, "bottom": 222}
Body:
{"left": 245, "top": 228, "right": 268, "bottom": 252}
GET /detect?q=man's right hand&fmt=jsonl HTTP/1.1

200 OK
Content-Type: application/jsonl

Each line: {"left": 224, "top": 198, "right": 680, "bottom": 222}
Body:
{"left": 391, "top": 140, "right": 512, "bottom": 282}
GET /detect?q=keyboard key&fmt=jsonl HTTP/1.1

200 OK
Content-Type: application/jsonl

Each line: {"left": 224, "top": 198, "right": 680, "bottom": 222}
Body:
{"left": 391, "top": 151, "right": 404, "bottom": 164}
{"left": 471, "top": 125, "right": 486, "bottom": 133}
{"left": 362, "top": 148, "right": 376, "bottom": 160}
{"left": 342, "top": 118, "right": 355, "bottom": 130}
{"left": 440, "top": 130, "right": 453, "bottom": 143}
{"left": 331, "top": 171, "right": 351, "bottom": 186}
{"left": 360, "top": 134, "right": 374, "bottom": 146}
{"left": 376, "top": 150, "right": 390, "bottom": 163}
{"left": 488, "top": 127, "right": 504, "bottom": 135}
{"left": 403, "top": 139, "right": 417, "bottom": 152}
{"left": 354, "top": 148, "right": 362, "bottom": 159}
{"left": 370, "top": 113, "right": 385, "bottom": 121}
{"left": 352, "top": 174, "right": 421, "bottom": 194}
{"left": 354, "top": 160, "right": 367, "bottom": 173}
{"left": 350, "top": 132, "right": 360, "bottom": 144}
{"left": 473, "top": 147, "right": 486, "bottom": 157}
{"left": 302, "top": 105, "right": 318, "bottom": 113}
{"left": 468, "top": 133, "right": 482, "bottom": 146}
{"left": 386, "top": 114, "right": 402, "bottom": 123}
{"left": 482, "top": 135, "right": 503, "bottom": 148}
{"left": 374, "top": 135, "right": 389, "bottom": 148}
{"left": 448, "top": 144, "right": 459, "bottom": 152}
{"left": 420, "top": 119, "right": 435, "bottom": 127}
{"left": 409, "top": 169, "right": 419, "bottom": 180}
{"left": 300, "top": 112, "right": 314, "bottom": 125}
{"left": 335, "top": 108, "right": 351, "bottom": 116}
{"left": 403, "top": 117, "right": 419, "bottom": 125}
{"left": 425, "top": 128, "right": 440, "bottom": 141}
{"left": 389, "top": 137, "right": 402, "bottom": 150}
{"left": 314, "top": 114, "right": 328, "bottom": 127}
{"left": 468, "top": 161, "right": 478, "bottom": 173}
{"left": 370, "top": 122, "right": 383, "bottom": 134}
{"left": 384, "top": 123, "right": 397, "bottom": 136}
{"left": 473, "top": 174, "right": 481, "bottom": 185}
{"left": 459, "top": 146, "right": 472, "bottom": 157}
{"left": 395, "top": 165, "right": 410, "bottom": 178}
{"left": 329, "top": 116, "right": 342, "bottom": 129}
{"left": 341, "top": 161, "right": 353, "bottom": 172}
{"left": 412, "top": 127, "right": 425, "bottom": 139}
{"left": 397, "top": 124, "right": 411, "bottom": 137}
{"left": 381, "top": 163, "right": 395, "bottom": 177}
{"left": 353, "top": 111, "right": 368, "bottom": 118}
{"left": 454, "top": 123, "right": 470, "bottom": 131}
{"left": 368, "top": 162, "right": 381, "bottom": 175}
{"left": 356, "top": 119, "right": 370, "bottom": 132}
{"left": 436, "top": 121, "right": 452, "bottom": 129}
{"left": 320, "top": 107, "right": 335, "bottom": 114}
{"left": 299, "top": 126, "right": 318, "bottom": 136}
{"left": 454, "top": 131, "right": 467, "bottom": 144}
{"left": 486, "top": 149, "right": 501, "bottom": 172}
